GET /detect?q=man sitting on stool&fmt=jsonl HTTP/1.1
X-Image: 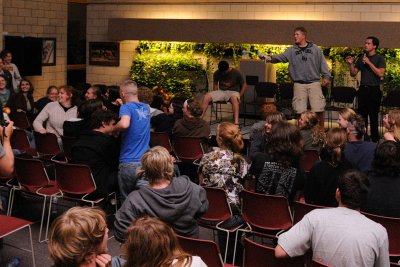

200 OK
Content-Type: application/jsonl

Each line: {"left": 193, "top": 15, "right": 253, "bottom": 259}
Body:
{"left": 201, "top": 60, "right": 247, "bottom": 125}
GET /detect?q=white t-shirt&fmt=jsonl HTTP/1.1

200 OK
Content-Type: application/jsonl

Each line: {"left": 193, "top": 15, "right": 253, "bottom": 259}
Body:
{"left": 172, "top": 256, "right": 207, "bottom": 267}
{"left": 278, "top": 207, "right": 389, "bottom": 267}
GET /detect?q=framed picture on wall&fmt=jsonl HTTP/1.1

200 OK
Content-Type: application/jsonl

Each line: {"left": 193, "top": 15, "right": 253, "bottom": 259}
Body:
{"left": 89, "top": 42, "right": 120, "bottom": 66}
{"left": 42, "top": 38, "right": 56, "bottom": 66}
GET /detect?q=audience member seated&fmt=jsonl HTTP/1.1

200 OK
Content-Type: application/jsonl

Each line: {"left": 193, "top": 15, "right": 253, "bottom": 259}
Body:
{"left": 104, "top": 85, "right": 121, "bottom": 114}
{"left": 0, "top": 55, "right": 13, "bottom": 90}
{"left": 114, "top": 146, "right": 208, "bottom": 243}
{"left": 33, "top": 85, "right": 78, "bottom": 139}
{"left": 337, "top": 107, "right": 356, "bottom": 129}
{"left": 298, "top": 111, "right": 325, "bottom": 151}
{"left": 383, "top": 109, "right": 400, "bottom": 142}
{"left": 172, "top": 98, "right": 210, "bottom": 146}
{"left": 84, "top": 85, "right": 102, "bottom": 101}
{"left": 48, "top": 207, "right": 112, "bottom": 267}
{"left": 305, "top": 128, "right": 354, "bottom": 207}
{"left": 344, "top": 114, "right": 376, "bottom": 173}
{"left": 275, "top": 170, "right": 389, "bottom": 267}
{"left": 120, "top": 216, "right": 206, "bottom": 267}
{"left": 250, "top": 121, "right": 305, "bottom": 202}
{"left": 249, "top": 111, "right": 284, "bottom": 160}
{"left": 63, "top": 99, "right": 104, "bottom": 137}
{"left": 1, "top": 50, "right": 21, "bottom": 92}
{"left": 199, "top": 122, "right": 248, "bottom": 214}
{"left": 7, "top": 79, "right": 36, "bottom": 122}
{"left": 0, "top": 74, "right": 13, "bottom": 107}
{"left": 71, "top": 110, "right": 119, "bottom": 198}
{"left": 35, "top": 85, "right": 58, "bottom": 114}
{"left": 138, "top": 86, "right": 163, "bottom": 118}
{"left": 151, "top": 97, "right": 185, "bottom": 136}
{"left": 363, "top": 141, "right": 400, "bottom": 217}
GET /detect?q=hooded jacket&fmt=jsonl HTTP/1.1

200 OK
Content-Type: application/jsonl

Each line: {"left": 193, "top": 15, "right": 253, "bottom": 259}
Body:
{"left": 114, "top": 175, "right": 208, "bottom": 243}
{"left": 172, "top": 116, "right": 210, "bottom": 139}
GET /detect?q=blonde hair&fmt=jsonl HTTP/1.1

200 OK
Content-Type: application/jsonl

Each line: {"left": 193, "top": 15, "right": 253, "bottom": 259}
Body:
{"left": 325, "top": 128, "right": 347, "bottom": 166}
{"left": 123, "top": 217, "right": 192, "bottom": 267}
{"left": 48, "top": 207, "right": 107, "bottom": 267}
{"left": 339, "top": 108, "right": 356, "bottom": 121}
{"left": 217, "top": 122, "right": 244, "bottom": 153}
{"left": 139, "top": 146, "right": 174, "bottom": 183}
{"left": 387, "top": 109, "right": 400, "bottom": 141}
{"left": 299, "top": 111, "right": 325, "bottom": 145}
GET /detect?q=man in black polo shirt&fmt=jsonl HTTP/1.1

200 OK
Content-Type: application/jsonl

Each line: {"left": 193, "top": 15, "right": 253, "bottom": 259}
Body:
{"left": 346, "top": 36, "right": 386, "bottom": 142}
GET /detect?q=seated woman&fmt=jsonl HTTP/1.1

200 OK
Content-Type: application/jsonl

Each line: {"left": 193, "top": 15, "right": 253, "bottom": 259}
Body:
{"left": 298, "top": 111, "right": 325, "bottom": 152}
{"left": 35, "top": 85, "right": 58, "bottom": 114}
{"left": 199, "top": 122, "right": 248, "bottom": 214}
{"left": 7, "top": 79, "right": 36, "bottom": 122}
{"left": 249, "top": 111, "right": 285, "bottom": 159}
{"left": 122, "top": 216, "right": 206, "bottom": 267}
{"left": 250, "top": 121, "right": 305, "bottom": 201}
{"left": 383, "top": 109, "right": 400, "bottom": 142}
{"left": 151, "top": 97, "right": 185, "bottom": 136}
{"left": 304, "top": 128, "right": 354, "bottom": 207}
{"left": 48, "top": 207, "right": 111, "bottom": 267}
{"left": 337, "top": 107, "right": 356, "bottom": 129}
{"left": 33, "top": 85, "right": 78, "bottom": 139}
{"left": 364, "top": 141, "right": 400, "bottom": 217}
{"left": 0, "top": 74, "right": 13, "bottom": 108}
{"left": 114, "top": 146, "right": 208, "bottom": 243}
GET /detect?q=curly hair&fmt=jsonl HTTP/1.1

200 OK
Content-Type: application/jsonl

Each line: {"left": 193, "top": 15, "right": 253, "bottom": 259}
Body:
{"left": 267, "top": 121, "right": 303, "bottom": 167}
{"left": 299, "top": 111, "right": 325, "bottom": 145}
{"left": 217, "top": 122, "right": 244, "bottom": 153}
{"left": 371, "top": 140, "right": 400, "bottom": 177}
{"left": 347, "top": 114, "right": 366, "bottom": 140}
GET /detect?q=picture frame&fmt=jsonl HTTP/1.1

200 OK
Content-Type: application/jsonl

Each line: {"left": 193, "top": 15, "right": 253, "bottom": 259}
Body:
{"left": 42, "top": 38, "right": 56, "bottom": 66}
{"left": 89, "top": 42, "right": 120, "bottom": 66}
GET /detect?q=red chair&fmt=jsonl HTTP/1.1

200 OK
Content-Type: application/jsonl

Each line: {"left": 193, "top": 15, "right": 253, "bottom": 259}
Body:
{"left": 199, "top": 186, "right": 244, "bottom": 263}
{"left": 362, "top": 212, "right": 400, "bottom": 258}
{"left": 178, "top": 235, "right": 237, "bottom": 267}
{"left": 10, "top": 111, "right": 31, "bottom": 130}
{"left": 34, "top": 131, "right": 61, "bottom": 158}
{"left": 150, "top": 132, "right": 172, "bottom": 153}
{"left": 13, "top": 157, "right": 60, "bottom": 242}
{"left": 300, "top": 150, "right": 320, "bottom": 173}
{"left": 61, "top": 135, "right": 78, "bottom": 161}
{"left": 293, "top": 201, "right": 327, "bottom": 224}
{"left": 240, "top": 190, "right": 293, "bottom": 239}
{"left": 243, "top": 237, "right": 305, "bottom": 267}
{"left": 10, "top": 129, "right": 38, "bottom": 156}
{"left": 391, "top": 262, "right": 400, "bottom": 266}
{"left": 311, "top": 259, "right": 331, "bottom": 267}
{"left": 0, "top": 215, "right": 36, "bottom": 267}
{"left": 171, "top": 136, "right": 204, "bottom": 162}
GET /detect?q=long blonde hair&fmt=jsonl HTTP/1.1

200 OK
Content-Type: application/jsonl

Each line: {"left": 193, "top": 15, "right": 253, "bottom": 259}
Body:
{"left": 387, "top": 109, "right": 400, "bottom": 141}
{"left": 299, "top": 111, "right": 325, "bottom": 145}
{"left": 324, "top": 128, "right": 347, "bottom": 166}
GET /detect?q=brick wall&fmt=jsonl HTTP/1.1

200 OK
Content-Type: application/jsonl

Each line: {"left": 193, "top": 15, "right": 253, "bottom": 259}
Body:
{"left": 2, "top": 0, "right": 67, "bottom": 99}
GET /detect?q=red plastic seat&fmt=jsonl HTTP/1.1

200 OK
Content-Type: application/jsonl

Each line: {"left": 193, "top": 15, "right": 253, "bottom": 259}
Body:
{"left": 0, "top": 215, "right": 35, "bottom": 267}
{"left": 34, "top": 131, "right": 61, "bottom": 158}
{"left": 10, "top": 129, "right": 38, "bottom": 156}
{"left": 171, "top": 136, "right": 204, "bottom": 162}
{"left": 243, "top": 237, "right": 305, "bottom": 267}
{"left": 300, "top": 150, "right": 320, "bottom": 173}
{"left": 240, "top": 190, "right": 293, "bottom": 239}
{"left": 61, "top": 135, "right": 78, "bottom": 161}
{"left": 362, "top": 212, "right": 400, "bottom": 258}
{"left": 13, "top": 157, "right": 60, "bottom": 242}
{"left": 178, "top": 235, "right": 238, "bottom": 267}
{"left": 199, "top": 186, "right": 244, "bottom": 263}
{"left": 293, "top": 201, "right": 327, "bottom": 225}
{"left": 150, "top": 132, "right": 172, "bottom": 153}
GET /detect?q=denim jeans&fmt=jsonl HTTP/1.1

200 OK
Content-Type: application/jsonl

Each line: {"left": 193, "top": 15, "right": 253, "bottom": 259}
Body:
{"left": 118, "top": 162, "right": 144, "bottom": 203}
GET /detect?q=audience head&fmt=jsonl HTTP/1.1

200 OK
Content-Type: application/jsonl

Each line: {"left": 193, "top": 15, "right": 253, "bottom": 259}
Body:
{"left": 18, "top": 79, "right": 34, "bottom": 95}
{"left": 346, "top": 114, "right": 366, "bottom": 140}
{"left": 0, "top": 74, "right": 8, "bottom": 90}
{"left": 264, "top": 111, "right": 285, "bottom": 134}
{"left": 216, "top": 122, "right": 244, "bottom": 153}
{"left": 324, "top": 127, "right": 347, "bottom": 166}
{"left": 338, "top": 108, "right": 356, "bottom": 129}
{"left": 168, "top": 97, "right": 185, "bottom": 120}
{"left": 268, "top": 121, "right": 303, "bottom": 167}
{"left": 58, "top": 85, "right": 78, "bottom": 107}
{"left": 371, "top": 140, "right": 400, "bottom": 177}
{"left": 85, "top": 85, "right": 102, "bottom": 101}
{"left": 139, "top": 146, "right": 174, "bottom": 183}
{"left": 89, "top": 109, "right": 116, "bottom": 134}
{"left": 78, "top": 99, "right": 104, "bottom": 119}
{"left": 337, "top": 169, "right": 369, "bottom": 210}
{"left": 46, "top": 85, "right": 59, "bottom": 101}
{"left": 384, "top": 109, "right": 400, "bottom": 140}
{"left": 218, "top": 60, "right": 229, "bottom": 73}
{"left": 93, "top": 84, "right": 108, "bottom": 99}
{"left": 48, "top": 207, "right": 109, "bottom": 267}
{"left": 366, "top": 36, "right": 380, "bottom": 50}
{"left": 123, "top": 216, "right": 191, "bottom": 267}
{"left": 0, "top": 49, "right": 12, "bottom": 64}
{"left": 120, "top": 80, "right": 138, "bottom": 102}
{"left": 298, "top": 111, "right": 319, "bottom": 130}
{"left": 138, "top": 86, "right": 154, "bottom": 105}
{"left": 183, "top": 98, "right": 202, "bottom": 118}
{"left": 107, "top": 85, "right": 120, "bottom": 102}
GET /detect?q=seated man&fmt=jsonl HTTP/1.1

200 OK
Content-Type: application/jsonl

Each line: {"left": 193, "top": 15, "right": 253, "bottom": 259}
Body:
{"left": 275, "top": 169, "right": 389, "bottom": 267}
{"left": 48, "top": 207, "right": 111, "bottom": 267}
{"left": 201, "top": 60, "right": 247, "bottom": 125}
{"left": 114, "top": 146, "right": 208, "bottom": 243}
